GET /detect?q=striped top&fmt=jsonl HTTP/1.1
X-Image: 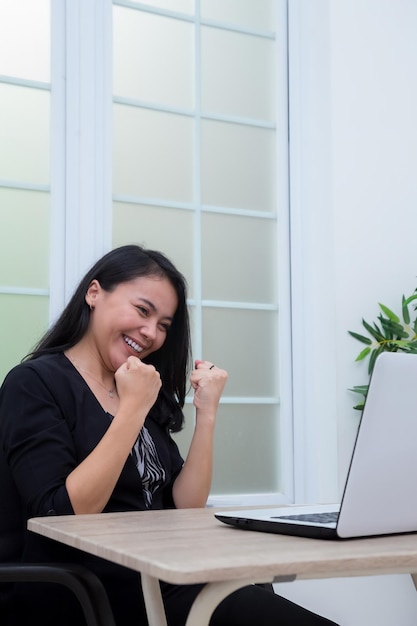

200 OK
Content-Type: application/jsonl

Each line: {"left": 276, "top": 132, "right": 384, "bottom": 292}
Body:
{"left": 132, "top": 425, "right": 166, "bottom": 508}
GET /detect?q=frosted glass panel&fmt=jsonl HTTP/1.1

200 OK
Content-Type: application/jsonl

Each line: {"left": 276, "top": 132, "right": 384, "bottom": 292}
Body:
{"left": 201, "top": 120, "right": 276, "bottom": 211}
{"left": 113, "top": 6, "right": 194, "bottom": 109}
{"left": 112, "top": 202, "right": 194, "bottom": 295}
{"left": 0, "top": 0, "right": 50, "bottom": 82}
{"left": 212, "top": 404, "right": 280, "bottom": 494}
{"left": 173, "top": 403, "right": 281, "bottom": 495}
{"left": 113, "top": 104, "right": 193, "bottom": 201}
{"left": 202, "top": 28, "right": 275, "bottom": 121}
{"left": 202, "top": 308, "right": 278, "bottom": 397}
{"left": 0, "top": 83, "right": 50, "bottom": 184}
{"left": 0, "top": 294, "right": 49, "bottom": 383}
{"left": 201, "top": 213, "right": 277, "bottom": 303}
{"left": 128, "top": 0, "right": 193, "bottom": 14}
{"left": 201, "top": 0, "right": 276, "bottom": 32}
{"left": 0, "top": 188, "right": 50, "bottom": 287}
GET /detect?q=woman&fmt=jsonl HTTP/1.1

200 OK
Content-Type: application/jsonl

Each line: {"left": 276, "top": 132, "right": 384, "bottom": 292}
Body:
{"left": 0, "top": 245, "right": 340, "bottom": 625}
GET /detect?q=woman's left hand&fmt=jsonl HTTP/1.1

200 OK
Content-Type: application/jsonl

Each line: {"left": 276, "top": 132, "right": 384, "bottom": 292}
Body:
{"left": 173, "top": 360, "right": 228, "bottom": 508}
{"left": 190, "top": 360, "right": 228, "bottom": 415}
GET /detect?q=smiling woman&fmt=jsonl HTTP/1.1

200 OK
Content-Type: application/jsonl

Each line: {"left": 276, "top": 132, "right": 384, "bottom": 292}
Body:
{"left": 64, "top": 274, "right": 178, "bottom": 416}
{"left": 0, "top": 243, "right": 338, "bottom": 626}
{"left": 82, "top": 274, "right": 178, "bottom": 366}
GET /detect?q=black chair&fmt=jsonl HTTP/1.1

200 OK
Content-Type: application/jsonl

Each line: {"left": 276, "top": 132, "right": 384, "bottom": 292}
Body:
{"left": 0, "top": 562, "right": 116, "bottom": 626}
{"left": 0, "top": 446, "right": 116, "bottom": 626}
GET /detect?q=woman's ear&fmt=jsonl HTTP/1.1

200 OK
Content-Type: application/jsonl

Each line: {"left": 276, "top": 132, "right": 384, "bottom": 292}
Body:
{"left": 85, "top": 280, "right": 100, "bottom": 309}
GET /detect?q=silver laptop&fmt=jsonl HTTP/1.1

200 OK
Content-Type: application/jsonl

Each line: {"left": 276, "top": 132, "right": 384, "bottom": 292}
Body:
{"left": 215, "top": 352, "right": 417, "bottom": 539}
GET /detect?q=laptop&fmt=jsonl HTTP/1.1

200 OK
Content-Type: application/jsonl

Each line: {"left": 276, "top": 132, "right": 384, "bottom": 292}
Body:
{"left": 215, "top": 351, "right": 417, "bottom": 539}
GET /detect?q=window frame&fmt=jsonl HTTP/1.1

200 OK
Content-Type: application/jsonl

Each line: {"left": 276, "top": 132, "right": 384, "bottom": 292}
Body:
{"left": 50, "top": 0, "right": 113, "bottom": 323}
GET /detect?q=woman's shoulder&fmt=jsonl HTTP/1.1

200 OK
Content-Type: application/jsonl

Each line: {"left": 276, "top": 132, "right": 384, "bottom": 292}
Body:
{"left": 2, "top": 353, "right": 70, "bottom": 387}
{"left": 0, "top": 353, "right": 82, "bottom": 419}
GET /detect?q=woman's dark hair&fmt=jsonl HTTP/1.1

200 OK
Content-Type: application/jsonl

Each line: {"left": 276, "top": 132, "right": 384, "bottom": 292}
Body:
{"left": 26, "top": 245, "right": 191, "bottom": 431}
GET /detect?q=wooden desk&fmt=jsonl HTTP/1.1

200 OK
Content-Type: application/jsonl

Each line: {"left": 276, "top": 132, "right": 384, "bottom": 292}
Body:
{"left": 28, "top": 508, "right": 417, "bottom": 626}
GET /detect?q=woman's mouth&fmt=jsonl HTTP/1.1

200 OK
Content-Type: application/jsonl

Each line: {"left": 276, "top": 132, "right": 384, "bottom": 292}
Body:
{"left": 123, "top": 335, "right": 144, "bottom": 354}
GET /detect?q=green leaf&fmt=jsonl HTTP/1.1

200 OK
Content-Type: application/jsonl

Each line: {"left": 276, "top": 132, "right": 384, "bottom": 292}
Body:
{"left": 379, "top": 318, "right": 409, "bottom": 339}
{"left": 404, "top": 293, "right": 417, "bottom": 307}
{"left": 378, "top": 317, "right": 394, "bottom": 340}
{"left": 378, "top": 303, "right": 399, "bottom": 323}
{"left": 362, "top": 319, "right": 384, "bottom": 342}
{"left": 347, "top": 330, "right": 372, "bottom": 345}
{"left": 368, "top": 345, "right": 384, "bottom": 375}
{"left": 355, "top": 346, "right": 371, "bottom": 362}
{"left": 348, "top": 385, "right": 369, "bottom": 395}
{"left": 353, "top": 403, "right": 365, "bottom": 411}
{"left": 393, "top": 339, "right": 416, "bottom": 348}
{"left": 402, "top": 295, "right": 410, "bottom": 325}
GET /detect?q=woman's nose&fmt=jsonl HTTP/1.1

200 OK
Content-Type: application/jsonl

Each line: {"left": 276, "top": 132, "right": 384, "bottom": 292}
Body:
{"left": 141, "top": 322, "right": 157, "bottom": 340}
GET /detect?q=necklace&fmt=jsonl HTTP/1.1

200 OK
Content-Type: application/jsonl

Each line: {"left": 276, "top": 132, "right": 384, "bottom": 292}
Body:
{"left": 67, "top": 352, "right": 117, "bottom": 399}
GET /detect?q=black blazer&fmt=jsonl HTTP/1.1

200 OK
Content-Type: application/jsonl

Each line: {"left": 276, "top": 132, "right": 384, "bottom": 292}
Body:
{"left": 0, "top": 353, "right": 185, "bottom": 624}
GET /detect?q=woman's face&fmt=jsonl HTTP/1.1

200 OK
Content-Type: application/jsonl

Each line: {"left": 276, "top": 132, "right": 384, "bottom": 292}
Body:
{"left": 86, "top": 275, "right": 178, "bottom": 371}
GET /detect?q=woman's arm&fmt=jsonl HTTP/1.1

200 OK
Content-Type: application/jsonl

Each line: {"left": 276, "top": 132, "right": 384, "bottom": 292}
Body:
{"left": 172, "top": 361, "right": 227, "bottom": 508}
{"left": 66, "top": 356, "right": 161, "bottom": 514}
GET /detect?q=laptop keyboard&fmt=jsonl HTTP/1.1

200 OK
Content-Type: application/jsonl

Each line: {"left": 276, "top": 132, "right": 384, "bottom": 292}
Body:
{"left": 273, "top": 511, "right": 339, "bottom": 524}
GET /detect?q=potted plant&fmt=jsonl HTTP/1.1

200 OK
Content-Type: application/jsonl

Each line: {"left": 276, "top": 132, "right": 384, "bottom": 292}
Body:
{"left": 348, "top": 289, "right": 417, "bottom": 410}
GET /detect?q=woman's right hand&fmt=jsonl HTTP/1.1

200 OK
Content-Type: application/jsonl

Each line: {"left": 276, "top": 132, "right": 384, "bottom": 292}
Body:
{"left": 66, "top": 356, "right": 161, "bottom": 514}
{"left": 115, "top": 356, "right": 161, "bottom": 421}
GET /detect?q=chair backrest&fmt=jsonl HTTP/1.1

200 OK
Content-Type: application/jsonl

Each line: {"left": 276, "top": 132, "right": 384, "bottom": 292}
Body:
{"left": 0, "top": 443, "right": 25, "bottom": 614}
{"left": 0, "top": 448, "right": 116, "bottom": 625}
{"left": 0, "top": 444, "right": 24, "bottom": 563}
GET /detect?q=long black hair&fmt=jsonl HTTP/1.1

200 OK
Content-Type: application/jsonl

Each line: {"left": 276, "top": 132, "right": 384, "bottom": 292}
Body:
{"left": 26, "top": 245, "right": 191, "bottom": 431}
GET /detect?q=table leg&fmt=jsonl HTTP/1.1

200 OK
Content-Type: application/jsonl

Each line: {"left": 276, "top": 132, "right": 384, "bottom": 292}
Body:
{"left": 141, "top": 573, "right": 168, "bottom": 626}
{"left": 141, "top": 575, "right": 296, "bottom": 626}
{"left": 184, "top": 579, "right": 258, "bottom": 626}
{"left": 412, "top": 574, "right": 417, "bottom": 592}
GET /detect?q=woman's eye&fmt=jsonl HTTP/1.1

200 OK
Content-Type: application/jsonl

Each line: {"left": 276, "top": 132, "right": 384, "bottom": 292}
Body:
{"left": 137, "top": 306, "right": 148, "bottom": 316}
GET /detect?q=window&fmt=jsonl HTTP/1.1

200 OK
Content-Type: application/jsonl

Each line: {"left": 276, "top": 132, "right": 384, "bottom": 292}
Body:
{"left": 0, "top": 0, "right": 51, "bottom": 382}
{"left": 0, "top": 0, "right": 293, "bottom": 504}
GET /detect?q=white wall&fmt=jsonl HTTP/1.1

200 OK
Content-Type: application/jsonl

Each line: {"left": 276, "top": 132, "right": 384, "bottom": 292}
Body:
{"left": 274, "top": 574, "right": 417, "bottom": 626}
{"left": 331, "top": 0, "right": 417, "bottom": 485}
{"left": 276, "top": 1, "right": 417, "bottom": 624}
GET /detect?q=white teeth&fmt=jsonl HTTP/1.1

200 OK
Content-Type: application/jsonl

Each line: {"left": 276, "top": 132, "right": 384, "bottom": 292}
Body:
{"left": 123, "top": 336, "right": 143, "bottom": 353}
